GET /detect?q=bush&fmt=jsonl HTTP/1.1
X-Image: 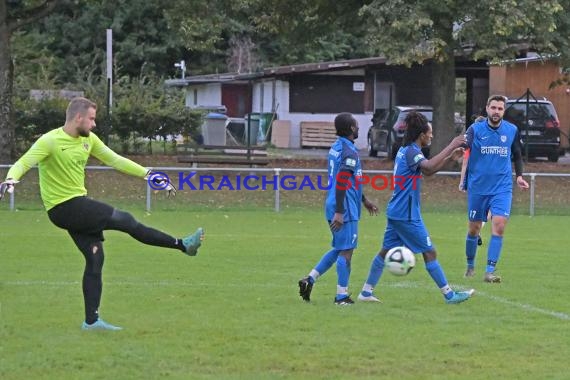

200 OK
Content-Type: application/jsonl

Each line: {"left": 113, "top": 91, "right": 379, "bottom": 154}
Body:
{"left": 13, "top": 96, "right": 69, "bottom": 153}
{"left": 12, "top": 80, "right": 203, "bottom": 155}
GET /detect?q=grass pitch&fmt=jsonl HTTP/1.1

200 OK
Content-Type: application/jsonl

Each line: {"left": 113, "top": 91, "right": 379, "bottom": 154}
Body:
{"left": 1, "top": 208, "right": 569, "bottom": 379}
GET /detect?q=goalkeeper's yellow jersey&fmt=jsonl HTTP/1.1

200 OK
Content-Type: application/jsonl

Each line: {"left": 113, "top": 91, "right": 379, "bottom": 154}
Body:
{"left": 7, "top": 127, "right": 148, "bottom": 210}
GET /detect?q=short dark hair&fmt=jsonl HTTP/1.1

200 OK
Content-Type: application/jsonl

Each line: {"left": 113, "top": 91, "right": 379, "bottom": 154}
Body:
{"left": 66, "top": 97, "right": 97, "bottom": 122}
{"left": 402, "top": 111, "right": 429, "bottom": 146}
{"left": 334, "top": 112, "right": 356, "bottom": 137}
{"left": 487, "top": 94, "right": 507, "bottom": 105}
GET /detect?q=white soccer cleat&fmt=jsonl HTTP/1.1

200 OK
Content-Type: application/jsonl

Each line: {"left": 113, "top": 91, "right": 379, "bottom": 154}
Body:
{"left": 357, "top": 293, "right": 381, "bottom": 302}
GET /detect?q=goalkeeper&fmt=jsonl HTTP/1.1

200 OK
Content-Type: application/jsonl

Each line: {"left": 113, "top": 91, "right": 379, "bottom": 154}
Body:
{"left": 0, "top": 97, "right": 204, "bottom": 331}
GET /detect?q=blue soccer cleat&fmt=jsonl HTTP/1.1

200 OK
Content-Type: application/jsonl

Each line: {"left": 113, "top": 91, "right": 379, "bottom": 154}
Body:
{"left": 445, "top": 289, "right": 475, "bottom": 304}
{"left": 182, "top": 228, "right": 205, "bottom": 256}
{"left": 81, "top": 319, "right": 123, "bottom": 331}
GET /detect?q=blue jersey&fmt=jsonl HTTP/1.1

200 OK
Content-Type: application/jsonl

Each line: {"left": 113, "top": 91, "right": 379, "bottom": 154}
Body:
{"left": 386, "top": 143, "right": 425, "bottom": 221}
{"left": 465, "top": 119, "right": 518, "bottom": 195}
{"left": 325, "top": 137, "right": 363, "bottom": 222}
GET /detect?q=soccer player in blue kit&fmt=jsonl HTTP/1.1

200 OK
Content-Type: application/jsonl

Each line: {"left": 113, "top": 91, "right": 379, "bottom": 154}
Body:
{"left": 358, "top": 111, "right": 474, "bottom": 304}
{"left": 298, "top": 112, "right": 378, "bottom": 305}
{"left": 463, "top": 95, "right": 529, "bottom": 282}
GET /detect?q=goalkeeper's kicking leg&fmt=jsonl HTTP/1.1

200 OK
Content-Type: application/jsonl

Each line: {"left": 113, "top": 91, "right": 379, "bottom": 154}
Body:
{"left": 105, "top": 208, "right": 204, "bottom": 256}
{"left": 46, "top": 196, "right": 205, "bottom": 330}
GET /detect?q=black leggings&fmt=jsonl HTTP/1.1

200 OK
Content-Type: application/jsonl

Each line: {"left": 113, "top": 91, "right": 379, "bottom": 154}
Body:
{"left": 48, "top": 196, "right": 183, "bottom": 323}
{"left": 105, "top": 209, "right": 181, "bottom": 248}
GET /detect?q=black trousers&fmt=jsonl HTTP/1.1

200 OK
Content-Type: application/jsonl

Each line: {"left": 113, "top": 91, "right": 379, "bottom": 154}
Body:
{"left": 48, "top": 196, "right": 182, "bottom": 323}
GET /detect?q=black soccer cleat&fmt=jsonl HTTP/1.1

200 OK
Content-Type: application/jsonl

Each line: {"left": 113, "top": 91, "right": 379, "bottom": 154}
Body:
{"left": 477, "top": 235, "right": 483, "bottom": 246}
{"left": 334, "top": 295, "right": 355, "bottom": 306}
{"left": 298, "top": 276, "right": 313, "bottom": 302}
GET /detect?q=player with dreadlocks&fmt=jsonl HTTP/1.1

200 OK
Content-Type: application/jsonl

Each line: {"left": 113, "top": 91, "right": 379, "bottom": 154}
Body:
{"left": 358, "top": 111, "right": 475, "bottom": 304}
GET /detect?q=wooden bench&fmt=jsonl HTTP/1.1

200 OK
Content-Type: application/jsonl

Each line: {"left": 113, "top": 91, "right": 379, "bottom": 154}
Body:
{"left": 300, "top": 121, "right": 337, "bottom": 148}
{"left": 177, "top": 144, "right": 269, "bottom": 167}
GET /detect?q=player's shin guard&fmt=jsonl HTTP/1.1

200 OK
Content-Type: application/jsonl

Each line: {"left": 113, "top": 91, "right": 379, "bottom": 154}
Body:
{"left": 425, "top": 260, "right": 453, "bottom": 299}
{"left": 82, "top": 242, "right": 104, "bottom": 324}
{"left": 336, "top": 255, "right": 350, "bottom": 292}
{"left": 363, "top": 255, "right": 385, "bottom": 293}
{"left": 466, "top": 234, "right": 479, "bottom": 268}
{"left": 486, "top": 235, "right": 503, "bottom": 273}
{"left": 314, "top": 249, "right": 339, "bottom": 278}
{"left": 83, "top": 272, "right": 102, "bottom": 324}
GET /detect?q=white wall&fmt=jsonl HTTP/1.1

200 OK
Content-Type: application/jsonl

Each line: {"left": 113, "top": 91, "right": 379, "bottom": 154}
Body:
{"left": 253, "top": 79, "right": 371, "bottom": 149}
{"left": 185, "top": 83, "right": 223, "bottom": 109}
{"left": 252, "top": 80, "right": 289, "bottom": 113}
{"left": 278, "top": 112, "right": 372, "bottom": 150}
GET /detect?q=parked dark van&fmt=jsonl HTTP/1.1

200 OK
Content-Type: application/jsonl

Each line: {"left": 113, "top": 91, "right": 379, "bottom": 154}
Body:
{"left": 503, "top": 98, "right": 561, "bottom": 162}
{"left": 367, "top": 105, "right": 432, "bottom": 160}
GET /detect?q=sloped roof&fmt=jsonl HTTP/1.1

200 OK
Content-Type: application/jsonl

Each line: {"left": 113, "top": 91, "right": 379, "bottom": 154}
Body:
{"left": 165, "top": 56, "right": 389, "bottom": 87}
{"left": 263, "top": 56, "right": 388, "bottom": 76}
{"left": 164, "top": 72, "right": 261, "bottom": 87}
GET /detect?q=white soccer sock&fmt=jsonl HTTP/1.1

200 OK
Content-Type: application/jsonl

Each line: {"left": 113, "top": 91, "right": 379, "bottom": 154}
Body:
{"left": 309, "top": 269, "right": 320, "bottom": 282}
{"left": 336, "top": 285, "right": 348, "bottom": 296}
{"left": 440, "top": 285, "right": 453, "bottom": 296}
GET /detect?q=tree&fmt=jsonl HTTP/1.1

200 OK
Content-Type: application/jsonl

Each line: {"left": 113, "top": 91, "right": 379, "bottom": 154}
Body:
{"left": 360, "top": 0, "right": 569, "bottom": 153}
{"left": 227, "top": 35, "right": 260, "bottom": 74}
{"left": 0, "top": 0, "right": 60, "bottom": 162}
{"left": 31, "top": 0, "right": 189, "bottom": 81}
{"left": 164, "top": 0, "right": 370, "bottom": 73}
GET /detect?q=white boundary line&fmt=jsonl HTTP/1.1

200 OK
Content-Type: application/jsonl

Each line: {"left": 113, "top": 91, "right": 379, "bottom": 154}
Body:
{"left": 4, "top": 279, "right": 570, "bottom": 321}
{"left": 473, "top": 290, "right": 570, "bottom": 321}
{"left": 392, "top": 280, "right": 570, "bottom": 320}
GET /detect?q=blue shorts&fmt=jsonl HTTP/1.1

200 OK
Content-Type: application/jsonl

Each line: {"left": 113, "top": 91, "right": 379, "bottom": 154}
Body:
{"left": 467, "top": 192, "right": 512, "bottom": 221}
{"left": 382, "top": 219, "right": 433, "bottom": 254}
{"left": 330, "top": 220, "right": 358, "bottom": 250}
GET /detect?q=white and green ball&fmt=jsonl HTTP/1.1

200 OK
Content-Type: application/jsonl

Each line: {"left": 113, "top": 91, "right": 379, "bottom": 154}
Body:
{"left": 385, "top": 246, "right": 416, "bottom": 276}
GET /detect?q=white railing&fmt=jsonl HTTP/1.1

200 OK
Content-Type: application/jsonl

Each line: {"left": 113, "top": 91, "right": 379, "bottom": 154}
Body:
{"left": 1, "top": 165, "right": 569, "bottom": 216}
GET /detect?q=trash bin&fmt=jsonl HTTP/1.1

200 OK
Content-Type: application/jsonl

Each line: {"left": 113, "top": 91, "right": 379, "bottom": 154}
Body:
{"left": 258, "top": 113, "right": 276, "bottom": 143}
{"left": 245, "top": 113, "right": 276, "bottom": 144}
{"left": 244, "top": 114, "right": 260, "bottom": 146}
{"left": 201, "top": 113, "right": 228, "bottom": 146}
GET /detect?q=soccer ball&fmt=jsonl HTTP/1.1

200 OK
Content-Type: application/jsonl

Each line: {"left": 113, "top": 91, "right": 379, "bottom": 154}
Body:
{"left": 385, "top": 246, "right": 416, "bottom": 276}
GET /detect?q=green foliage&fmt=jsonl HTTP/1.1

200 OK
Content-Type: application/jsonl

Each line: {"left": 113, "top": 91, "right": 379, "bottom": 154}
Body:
{"left": 12, "top": 70, "right": 202, "bottom": 154}
{"left": 356, "top": 0, "right": 570, "bottom": 152}
{"left": 110, "top": 74, "right": 203, "bottom": 153}
{"left": 10, "top": 0, "right": 203, "bottom": 155}
{"left": 165, "top": 0, "right": 371, "bottom": 72}
{"left": 360, "top": 0, "right": 569, "bottom": 65}
{"left": 11, "top": 0, "right": 570, "bottom": 88}
{"left": 12, "top": 96, "right": 68, "bottom": 152}
{"left": 13, "top": 0, "right": 188, "bottom": 82}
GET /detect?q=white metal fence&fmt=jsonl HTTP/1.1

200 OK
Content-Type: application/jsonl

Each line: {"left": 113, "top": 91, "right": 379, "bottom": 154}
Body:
{"left": 1, "top": 164, "right": 569, "bottom": 216}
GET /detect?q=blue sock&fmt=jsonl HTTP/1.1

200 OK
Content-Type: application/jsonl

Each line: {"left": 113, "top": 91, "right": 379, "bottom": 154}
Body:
{"left": 466, "top": 234, "right": 478, "bottom": 268}
{"left": 362, "top": 255, "right": 385, "bottom": 296}
{"left": 426, "top": 260, "right": 453, "bottom": 300}
{"left": 336, "top": 255, "right": 350, "bottom": 289}
{"left": 312, "top": 249, "right": 339, "bottom": 282}
{"left": 486, "top": 235, "right": 503, "bottom": 273}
